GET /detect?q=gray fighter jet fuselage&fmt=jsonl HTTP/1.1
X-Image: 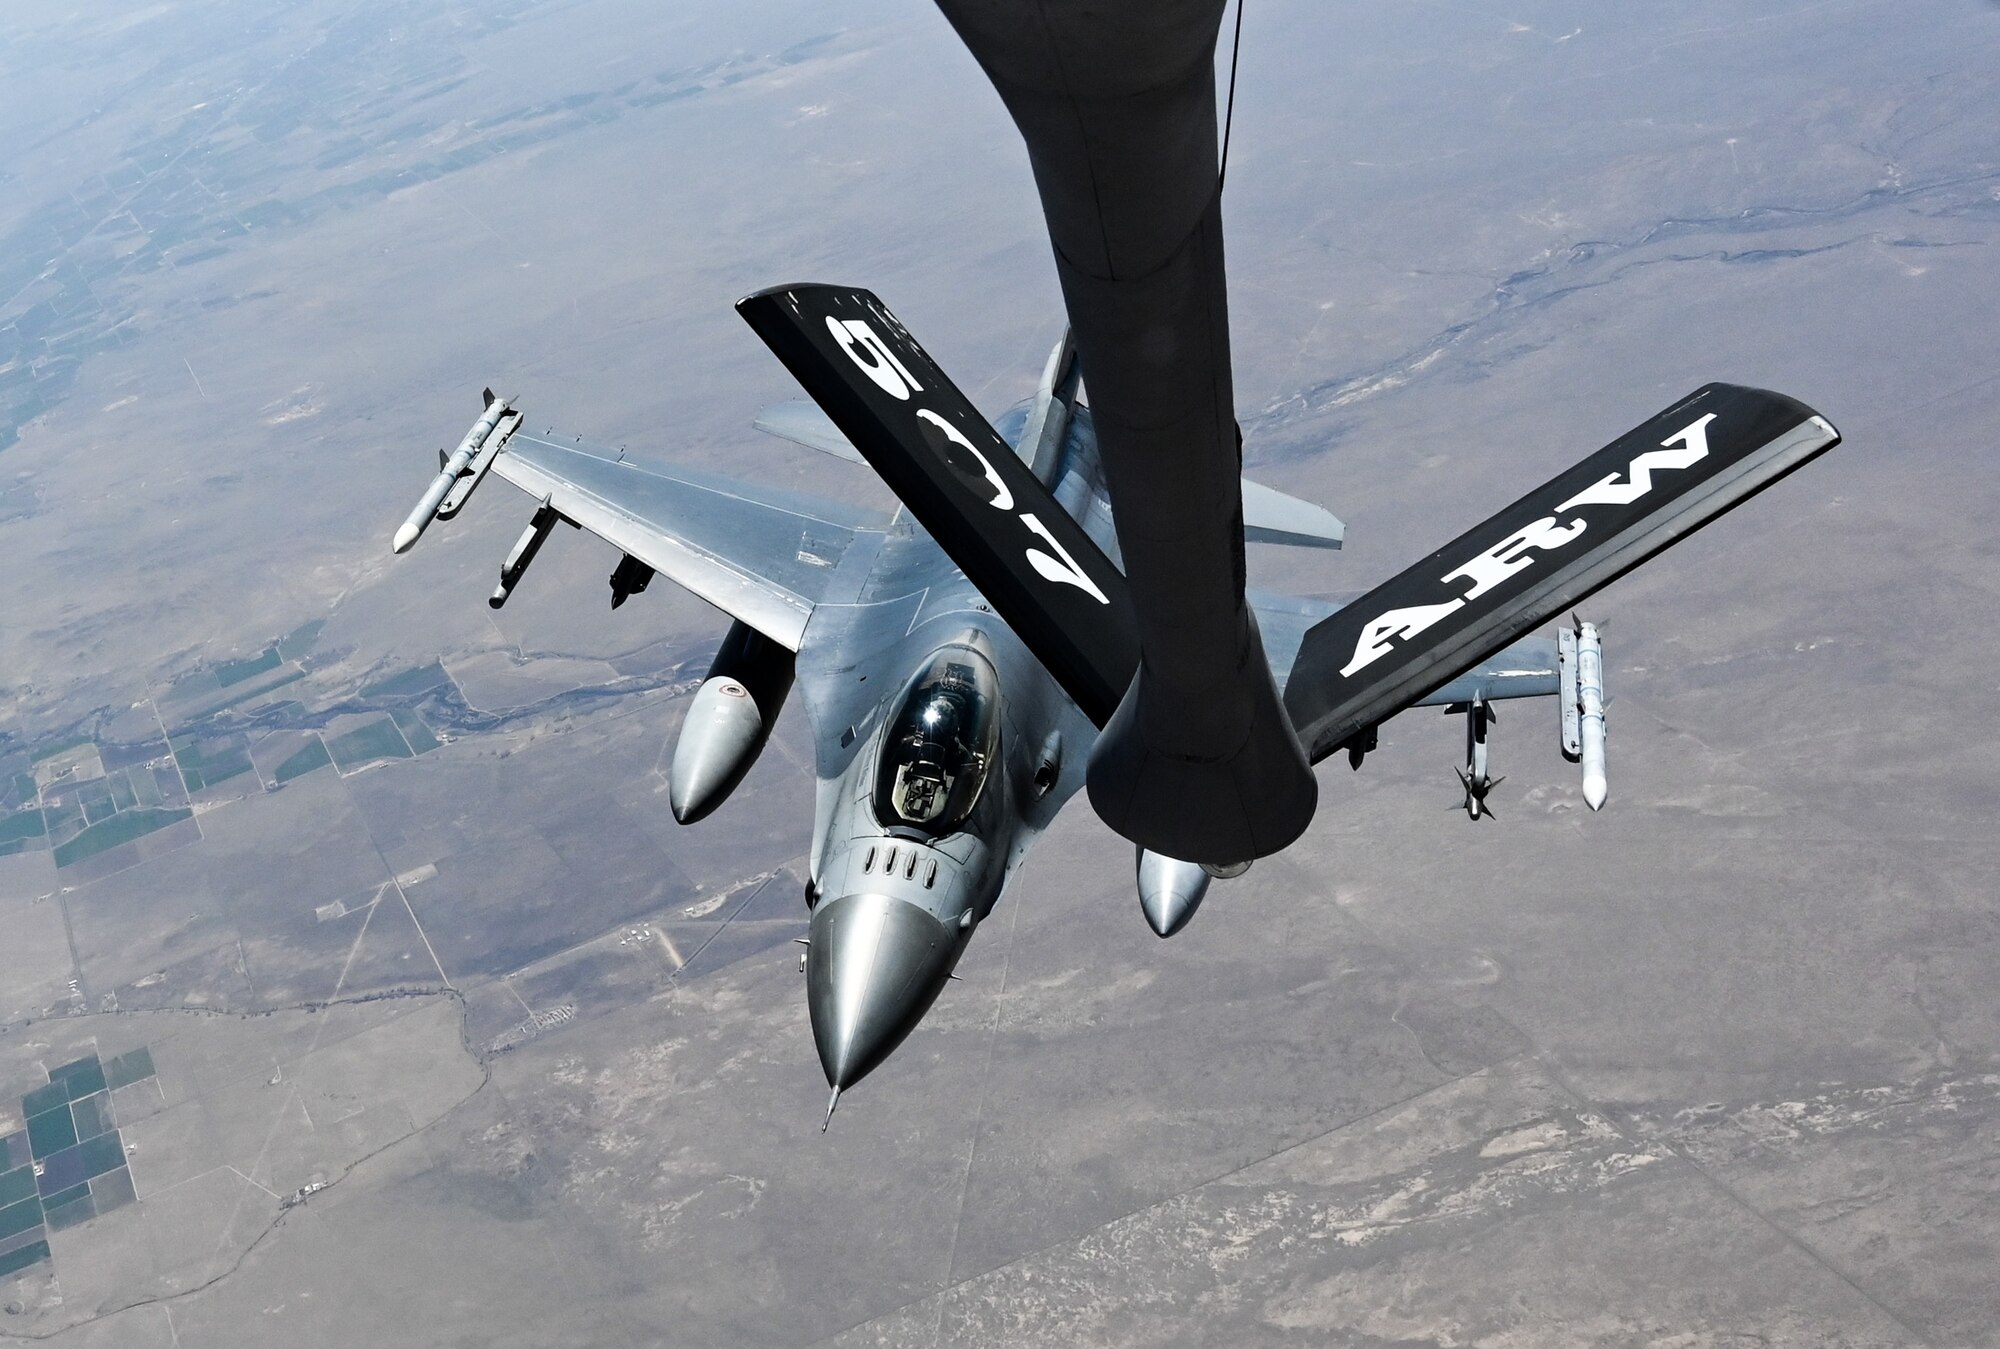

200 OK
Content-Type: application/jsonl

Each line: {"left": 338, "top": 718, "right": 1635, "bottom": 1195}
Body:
{"left": 793, "top": 531, "right": 1086, "bottom": 1121}
{"left": 771, "top": 391, "right": 1175, "bottom": 1120}
{"left": 393, "top": 304, "right": 1836, "bottom": 1118}
{"left": 394, "top": 357, "right": 1353, "bottom": 1115}
{"left": 390, "top": 0, "right": 1841, "bottom": 1122}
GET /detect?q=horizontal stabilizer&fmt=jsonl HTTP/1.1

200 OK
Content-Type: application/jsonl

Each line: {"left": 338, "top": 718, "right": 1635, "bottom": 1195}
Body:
{"left": 738, "top": 284, "right": 1140, "bottom": 724}
{"left": 1282, "top": 383, "right": 1840, "bottom": 762}
{"left": 754, "top": 400, "right": 868, "bottom": 466}
{"left": 1242, "top": 479, "right": 1343, "bottom": 550}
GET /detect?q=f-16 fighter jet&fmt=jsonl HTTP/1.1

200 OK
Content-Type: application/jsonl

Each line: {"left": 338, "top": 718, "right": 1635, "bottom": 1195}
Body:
{"left": 390, "top": 299, "right": 1836, "bottom": 1115}
{"left": 388, "top": 2, "right": 1840, "bottom": 1115}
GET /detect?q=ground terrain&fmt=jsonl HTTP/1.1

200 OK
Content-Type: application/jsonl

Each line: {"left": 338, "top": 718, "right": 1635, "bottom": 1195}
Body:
{"left": 1, "top": 0, "right": 1997, "bottom": 1343}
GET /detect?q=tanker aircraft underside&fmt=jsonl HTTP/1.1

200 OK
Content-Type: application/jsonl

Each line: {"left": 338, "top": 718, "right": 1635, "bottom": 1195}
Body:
{"left": 389, "top": 294, "right": 1838, "bottom": 1117}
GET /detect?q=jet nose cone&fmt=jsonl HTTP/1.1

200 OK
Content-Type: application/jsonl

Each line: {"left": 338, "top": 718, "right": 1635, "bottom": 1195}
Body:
{"left": 807, "top": 893, "right": 960, "bottom": 1090}
{"left": 1137, "top": 848, "right": 1212, "bottom": 938}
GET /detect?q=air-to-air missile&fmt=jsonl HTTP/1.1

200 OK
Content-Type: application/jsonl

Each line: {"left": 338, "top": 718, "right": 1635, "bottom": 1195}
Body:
{"left": 1576, "top": 621, "right": 1608, "bottom": 811}
{"left": 1135, "top": 848, "right": 1212, "bottom": 938}
{"left": 391, "top": 391, "right": 515, "bottom": 555}
{"left": 1450, "top": 695, "right": 1505, "bottom": 821}
{"left": 1558, "top": 620, "right": 1610, "bottom": 811}
{"left": 669, "top": 620, "right": 797, "bottom": 824}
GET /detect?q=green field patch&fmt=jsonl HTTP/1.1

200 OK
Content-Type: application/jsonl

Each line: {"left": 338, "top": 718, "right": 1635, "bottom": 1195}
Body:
{"left": 363, "top": 662, "right": 449, "bottom": 699}
{"left": 326, "top": 719, "right": 411, "bottom": 772}
{"left": 42, "top": 801, "right": 86, "bottom": 848}
{"left": 7, "top": 772, "right": 36, "bottom": 809}
{"left": 0, "top": 1169, "right": 34, "bottom": 1208}
{"left": 390, "top": 708, "right": 441, "bottom": 754}
{"left": 108, "top": 770, "right": 139, "bottom": 811}
{"left": 273, "top": 737, "right": 332, "bottom": 784}
{"left": 175, "top": 735, "right": 253, "bottom": 793}
{"left": 25, "top": 1108, "right": 73, "bottom": 1159}
{"left": 43, "top": 1194, "right": 92, "bottom": 1232}
{"left": 276, "top": 618, "right": 325, "bottom": 661}
{"left": 80, "top": 793, "right": 115, "bottom": 826}
{"left": 52, "top": 1056, "right": 106, "bottom": 1099}
{"left": 76, "top": 1132, "right": 122, "bottom": 1179}
{"left": 21, "top": 1082, "right": 65, "bottom": 1117}
{"left": 103, "top": 1048, "right": 154, "bottom": 1090}
{"left": 0, "top": 810, "right": 45, "bottom": 849}
{"left": 215, "top": 647, "right": 281, "bottom": 688}
{"left": 0, "top": 1198, "right": 43, "bottom": 1243}
{"left": 76, "top": 774, "right": 112, "bottom": 805}
{"left": 0, "top": 1239, "right": 51, "bottom": 1279}
{"left": 53, "top": 808, "right": 192, "bottom": 869}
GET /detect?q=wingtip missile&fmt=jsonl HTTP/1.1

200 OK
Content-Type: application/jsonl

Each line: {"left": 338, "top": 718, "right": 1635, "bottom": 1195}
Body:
{"left": 1576, "top": 622, "right": 1608, "bottom": 811}
{"left": 391, "top": 394, "right": 514, "bottom": 555}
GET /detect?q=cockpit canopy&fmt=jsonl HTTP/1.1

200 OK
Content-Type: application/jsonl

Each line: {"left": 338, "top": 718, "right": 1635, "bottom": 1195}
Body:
{"left": 874, "top": 648, "right": 1001, "bottom": 838}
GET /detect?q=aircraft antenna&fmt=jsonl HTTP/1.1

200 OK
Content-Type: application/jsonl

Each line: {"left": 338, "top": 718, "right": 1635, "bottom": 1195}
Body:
{"left": 1218, "top": 0, "right": 1246, "bottom": 192}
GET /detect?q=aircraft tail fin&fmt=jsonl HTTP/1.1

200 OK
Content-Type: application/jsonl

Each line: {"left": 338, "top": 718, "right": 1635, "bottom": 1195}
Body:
{"left": 1282, "top": 383, "right": 1839, "bottom": 763}
{"left": 1243, "top": 479, "right": 1344, "bottom": 550}
{"left": 737, "top": 284, "right": 1140, "bottom": 726}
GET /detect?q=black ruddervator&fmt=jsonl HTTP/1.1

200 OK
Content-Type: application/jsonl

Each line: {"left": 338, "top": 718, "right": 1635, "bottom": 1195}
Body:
{"left": 739, "top": 284, "right": 1839, "bottom": 854}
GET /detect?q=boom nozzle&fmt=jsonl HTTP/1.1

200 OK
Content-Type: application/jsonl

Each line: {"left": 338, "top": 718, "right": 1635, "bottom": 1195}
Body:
{"left": 1136, "top": 848, "right": 1212, "bottom": 938}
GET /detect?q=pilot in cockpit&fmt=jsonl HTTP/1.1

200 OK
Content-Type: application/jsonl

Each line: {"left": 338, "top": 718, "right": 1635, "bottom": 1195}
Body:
{"left": 879, "top": 656, "right": 997, "bottom": 834}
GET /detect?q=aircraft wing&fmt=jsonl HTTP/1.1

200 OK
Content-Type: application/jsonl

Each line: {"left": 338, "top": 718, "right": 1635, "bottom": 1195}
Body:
{"left": 1280, "top": 383, "right": 1840, "bottom": 763}
{"left": 1254, "top": 592, "right": 1559, "bottom": 706}
{"left": 738, "top": 283, "right": 1143, "bottom": 725}
{"left": 490, "top": 431, "right": 887, "bottom": 651}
